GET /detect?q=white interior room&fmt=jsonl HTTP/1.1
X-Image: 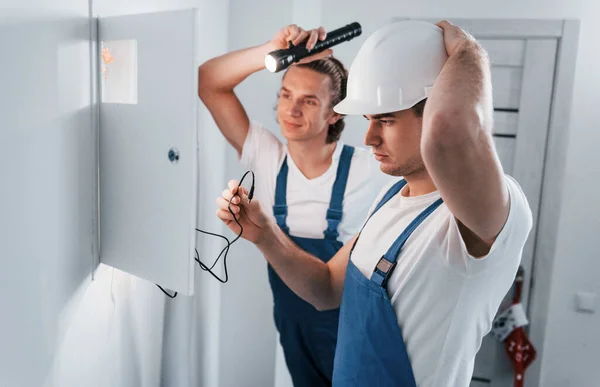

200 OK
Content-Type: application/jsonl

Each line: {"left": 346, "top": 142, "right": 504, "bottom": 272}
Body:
{"left": 1, "top": 0, "right": 599, "bottom": 386}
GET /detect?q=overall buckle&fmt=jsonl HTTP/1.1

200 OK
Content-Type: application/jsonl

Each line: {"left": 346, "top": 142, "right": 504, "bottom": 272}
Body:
{"left": 376, "top": 256, "right": 395, "bottom": 275}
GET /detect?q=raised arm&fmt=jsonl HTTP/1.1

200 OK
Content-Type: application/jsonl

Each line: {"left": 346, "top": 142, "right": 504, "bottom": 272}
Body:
{"left": 421, "top": 21, "right": 509, "bottom": 247}
{"left": 197, "top": 44, "right": 268, "bottom": 155}
{"left": 216, "top": 180, "right": 352, "bottom": 311}
{"left": 197, "top": 25, "right": 330, "bottom": 156}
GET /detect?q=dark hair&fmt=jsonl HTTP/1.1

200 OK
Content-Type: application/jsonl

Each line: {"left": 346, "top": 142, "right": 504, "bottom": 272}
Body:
{"left": 411, "top": 98, "right": 427, "bottom": 118}
{"left": 285, "top": 56, "right": 349, "bottom": 143}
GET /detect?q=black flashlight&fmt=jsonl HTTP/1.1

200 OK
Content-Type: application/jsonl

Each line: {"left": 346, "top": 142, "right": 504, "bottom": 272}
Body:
{"left": 265, "top": 22, "right": 362, "bottom": 73}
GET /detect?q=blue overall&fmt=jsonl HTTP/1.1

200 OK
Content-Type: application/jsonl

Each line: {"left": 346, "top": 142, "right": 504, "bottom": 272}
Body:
{"left": 332, "top": 179, "right": 444, "bottom": 386}
{"left": 269, "top": 144, "right": 355, "bottom": 387}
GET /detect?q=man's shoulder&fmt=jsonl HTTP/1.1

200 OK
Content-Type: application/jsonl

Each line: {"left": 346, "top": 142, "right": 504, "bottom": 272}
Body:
{"left": 240, "top": 120, "right": 285, "bottom": 172}
{"left": 346, "top": 144, "right": 384, "bottom": 178}
{"left": 345, "top": 145, "right": 396, "bottom": 195}
{"left": 245, "top": 120, "right": 285, "bottom": 154}
{"left": 503, "top": 174, "right": 533, "bottom": 227}
{"left": 347, "top": 144, "right": 374, "bottom": 163}
{"left": 440, "top": 174, "right": 533, "bottom": 274}
{"left": 248, "top": 120, "right": 283, "bottom": 145}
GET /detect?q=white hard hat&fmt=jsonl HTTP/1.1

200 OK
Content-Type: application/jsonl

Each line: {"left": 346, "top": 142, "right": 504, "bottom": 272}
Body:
{"left": 334, "top": 20, "right": 448, "bottom": 115}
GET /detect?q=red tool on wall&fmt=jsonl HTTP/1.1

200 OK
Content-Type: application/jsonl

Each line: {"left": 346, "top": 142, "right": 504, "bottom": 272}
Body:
{"left": 491, "top": 266, "right": 537, "bottom": 387}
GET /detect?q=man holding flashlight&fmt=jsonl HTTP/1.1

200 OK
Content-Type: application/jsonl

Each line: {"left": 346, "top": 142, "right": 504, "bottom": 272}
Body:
{"left": 214, "top": 20, "right": 533, "bottom": 387}
{"left": 198, "top": 24, "right": 388, "bottom": 387}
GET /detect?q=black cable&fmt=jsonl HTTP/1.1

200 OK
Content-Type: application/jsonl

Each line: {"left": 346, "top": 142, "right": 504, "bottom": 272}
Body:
{"left": 156, "top": 284, "right": 178, "bottom": 298}
{"left": 156, "top": 170, "right": 255, "bottom": 296}
{"left": 195, "top": 170, "right": 255, "bottom": 284}
{"left": 195, "top": 229, "right": 231, "bottom": 271}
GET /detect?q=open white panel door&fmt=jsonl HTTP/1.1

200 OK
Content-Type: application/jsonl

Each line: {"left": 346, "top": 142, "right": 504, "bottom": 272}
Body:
{"left": 98, "top": 9, "right": 198, "bottom": 295}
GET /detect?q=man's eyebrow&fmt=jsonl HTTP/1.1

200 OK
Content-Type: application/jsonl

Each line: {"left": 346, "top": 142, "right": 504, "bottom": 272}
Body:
{"left": 281, "top": 86, "right": 319, "bottom": 100}
{"left": 363, "top": 113, "right": 396, "bottom": 120}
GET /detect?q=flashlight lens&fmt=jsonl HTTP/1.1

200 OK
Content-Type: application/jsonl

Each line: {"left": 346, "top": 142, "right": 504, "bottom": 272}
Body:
{"left": 265, "top": 55, "right": 278, "bottom": 73}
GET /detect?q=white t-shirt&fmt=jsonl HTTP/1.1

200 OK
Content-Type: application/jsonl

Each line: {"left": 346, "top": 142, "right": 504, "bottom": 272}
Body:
{"left": 350, "top": 174, "right": 533, "bottom": 387}
{"left": 240, "top": 120, "right": 393, "bottom": 243}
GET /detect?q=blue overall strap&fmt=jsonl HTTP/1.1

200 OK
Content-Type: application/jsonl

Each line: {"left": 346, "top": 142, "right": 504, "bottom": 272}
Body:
{"left": 369, "top": 179, "right": 407, "bottom": 220}
{"left": 360, "top": 179, "right": 408, "bottom": 235}
{"left": 370, "top": 197, "right": 444, "bottom": 288}
{"left": 324, "top": 145, "right": 355, "bottom": 240}
{"left": 348, "top": 179, "right": 408, "bottom": 254}
{"left": 273, "top": 157, "right": 290, "bottom": 234}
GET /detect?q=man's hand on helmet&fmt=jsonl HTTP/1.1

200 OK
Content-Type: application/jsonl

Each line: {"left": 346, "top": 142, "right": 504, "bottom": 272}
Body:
{"left": 435, "top": 20, "right": 477, "bottom": 57}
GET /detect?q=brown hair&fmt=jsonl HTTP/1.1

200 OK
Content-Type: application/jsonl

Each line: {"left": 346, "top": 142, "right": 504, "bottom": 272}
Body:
{"left": 286, "top": 56, "right": 349, "bottom": 143}
{"left": 411, "top": 98, "right": 427, "bottom": 118}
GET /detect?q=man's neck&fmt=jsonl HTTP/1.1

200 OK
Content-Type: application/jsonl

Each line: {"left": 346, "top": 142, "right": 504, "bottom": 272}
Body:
{"left": 402, "top": 169, "right": 438, "bottom": 197}
{"left": 287, "top": 138, "right": 337, "bottom": 180}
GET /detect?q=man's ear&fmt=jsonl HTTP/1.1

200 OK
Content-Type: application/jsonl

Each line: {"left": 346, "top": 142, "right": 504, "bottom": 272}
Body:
{"left": 328, "top": 113, "right": 342, "bottom": 125}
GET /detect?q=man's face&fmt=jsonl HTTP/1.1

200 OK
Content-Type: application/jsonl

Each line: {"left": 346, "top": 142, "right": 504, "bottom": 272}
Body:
{"left": 276, "top": 66, "right": 339, "bottom": 143}
{"left": 364, "top": 109, "right": 425, "bottom": 177}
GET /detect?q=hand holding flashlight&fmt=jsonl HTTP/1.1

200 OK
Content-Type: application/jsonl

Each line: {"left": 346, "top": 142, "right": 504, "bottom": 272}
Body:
{"left": 265, "top": 22, "right": 362, "bottom": 73}
{"left": 265, "top": 24, "right": 334, "bottom": 72}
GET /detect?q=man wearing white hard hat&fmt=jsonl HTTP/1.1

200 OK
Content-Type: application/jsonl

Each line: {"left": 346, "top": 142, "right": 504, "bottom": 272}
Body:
{"left": 216, "top": 20, "right": 533, "bottom": 386}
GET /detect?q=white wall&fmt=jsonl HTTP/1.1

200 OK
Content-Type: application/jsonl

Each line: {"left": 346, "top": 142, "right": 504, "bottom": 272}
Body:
{"left": 0, "top": 1, "right": 231, "bottom": 386}
{"left": 0, "top": 1, "right": 167, "bottom": 386}
{"left": 536, "top": 1, "right": 600, "bottom": 385}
